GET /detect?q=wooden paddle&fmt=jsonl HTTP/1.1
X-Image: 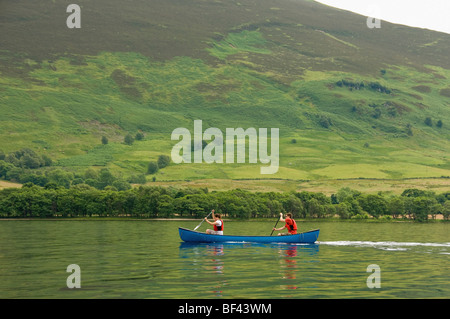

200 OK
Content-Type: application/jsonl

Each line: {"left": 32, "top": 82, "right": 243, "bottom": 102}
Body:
{"left": 194, "top": 210, "right": 213, "bottom": 231}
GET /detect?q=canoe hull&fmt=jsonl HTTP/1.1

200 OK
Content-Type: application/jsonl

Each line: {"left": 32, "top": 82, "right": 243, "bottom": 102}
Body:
{"left": 178, "top": 227, "right": 319, "bottom": 244}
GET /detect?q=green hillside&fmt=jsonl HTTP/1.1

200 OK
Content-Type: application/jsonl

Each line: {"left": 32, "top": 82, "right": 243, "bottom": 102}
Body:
{"left": 0, "top": 0, "right": 449, "bottom": 187}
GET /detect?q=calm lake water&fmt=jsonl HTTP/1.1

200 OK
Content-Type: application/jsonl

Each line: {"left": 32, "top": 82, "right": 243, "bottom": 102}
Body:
{"left": 0, "top": 220, "right": 448, "bottom": 299}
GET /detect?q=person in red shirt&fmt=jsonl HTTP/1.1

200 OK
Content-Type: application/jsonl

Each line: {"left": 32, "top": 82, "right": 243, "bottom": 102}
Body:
{"left": 273, "top": 212, "right": 297, "bottom": 236}
{"left": 205, "top": 212, "right": 224, "bottom": 235}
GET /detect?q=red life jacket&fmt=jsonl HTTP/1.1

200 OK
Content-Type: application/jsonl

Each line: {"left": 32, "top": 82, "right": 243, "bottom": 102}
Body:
{"left": 214, "top": 220, "right": 223, "bottom": 231}
{"left": 285, "top": 217, "right": 297, "bottom": 234}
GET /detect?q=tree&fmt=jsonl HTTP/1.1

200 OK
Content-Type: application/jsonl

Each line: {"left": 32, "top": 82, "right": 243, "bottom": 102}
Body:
{"left": 429, "top": 202, "right": 442, "bottom": 220}
{"left": 21, "top": 154, "right": 41, "bottom": 169}
{"left": 124, "top": 134, "right": 134, "bottom": 145}
{"left": 335, "top": 202, "right": 351, "bottom": 219}
{"left": 336, "top": 187, "right": 361, "bottom": 203}
{"left": 0, "top": 160, "right": 14, "bottom": 179}
{"left": 401, "top": 188, "right": 429, "bottom": 198}
{"left": 306, "top": 198, "right": 323, "bottom": 218}
{"left": 2, "top": 148, "right": 51, "bottom": 169}
{"left": 436, "top": 120, "right": 443, "bottom": 128}
{"left": 112, "top": 180, "right": 132, "bottom": 191}
{"left": 412, "top": 197, "right": 432, "bottom": 222}
{"left": 331, "top": 194, "right": 338, "bottom": 204}
{"left": 101, "top": 136, "right": 109, "bottom": 145}
{"left": 5, "top": 153, "right": 20, "bottom": 166}
{"left": 20, "top": 173, "right": 48, "bottom": 186}
{"left": 97, "top": 168, "right": 116, "bottom": 189}
{"left": 84, "top": 179, "right": 98, "bottom": 189}
{"left": 403, "top": 197, "right": 414, "bottom": 219}
{"left": 147, "top": 161, "right": 159, "bottom": 174}
{"left": 41, "top": 155, "right": 53, "bottom": 166}
{"left": 266, "top": 199, "right": 284, "bottom": 218}
{"left": 157, "top": 194, "right": 174, "bottom": 218}
{"left": 44, "top": 182, "right": 58, "bottom": 190}
{"left": 347, "top": 199, "right": 364, "bottom": 217}
{"left": 135, "top": 132, "right": 144, "bottom": 141}
{"left": 127, "top": 174, "right": 146, "bottom": 184}
{"left": 388, "top": 196, "right": 405, "bottom": 219}
{"left": 424, "top": 117, "right": 432, "bottom": 127}
{"left": 319, "top": 115, "right": 332, "bottom": 128}
{"left": 157, "top": 155, "right": 171, "bottom": 169}
{"left": 283, "top": 194, "right": 304, "bottom": 217}
{"left": 46, "top": 169, "right": 73, "bottom": 189}
{"left": 442, "top": 201, "right": 450, "bottom": 220}
{"left": 84, "top": 168, "right": 98, "bottom": 180}
{"left": 359, "top": 194, "right": 388, "bottom": 218}
{"left": 323, "top": 204, "right": 336, "bottom": 218}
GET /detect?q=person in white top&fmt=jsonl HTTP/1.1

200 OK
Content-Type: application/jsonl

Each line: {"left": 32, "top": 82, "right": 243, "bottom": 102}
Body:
{"left": 205, "top": 212, "right": 224, "bottom": 235}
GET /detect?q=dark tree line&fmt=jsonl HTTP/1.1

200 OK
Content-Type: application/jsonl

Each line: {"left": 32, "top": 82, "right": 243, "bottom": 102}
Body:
{"left": 0, "top": 184, "right": 448, "bottom": 221}
{"left": 0, "top": 148, "right": 173, "bottom": 189}
{"left": 0, "top": 148, "right": 52, "bottom": 170}
{"left": 335, "top": 79, "right": 391, "bottom": 94}
{"left": 0, "top": 161, "right": 142, "bottom": 191}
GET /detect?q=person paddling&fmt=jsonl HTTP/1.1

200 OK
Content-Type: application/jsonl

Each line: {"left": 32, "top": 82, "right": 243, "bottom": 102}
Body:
{"left": 273, "top": 212, "right": 297, "bottom": 236}
{"left": 205, "top": 211, "right": 224, "bottom": 235}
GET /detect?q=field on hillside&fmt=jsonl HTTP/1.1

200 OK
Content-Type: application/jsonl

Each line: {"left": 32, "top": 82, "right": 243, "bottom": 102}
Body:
{"left": 150, "top": 177, "right": 450, "bottom": 195}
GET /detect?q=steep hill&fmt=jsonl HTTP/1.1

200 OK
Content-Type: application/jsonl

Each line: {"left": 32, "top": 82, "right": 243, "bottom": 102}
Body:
{"left": 0, "top": 0, "right": 449, "bottom": 185}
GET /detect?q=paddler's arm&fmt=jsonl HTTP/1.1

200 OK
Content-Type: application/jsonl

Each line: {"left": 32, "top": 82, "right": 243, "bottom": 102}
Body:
{"left": 204, "top": 218, "right": 219, "bottom": 226}
{"left": 273, "top": 225, "right": 286, "bottom": 231}
{"left": 273, "top": 213, "right": 286, "bottom": 231}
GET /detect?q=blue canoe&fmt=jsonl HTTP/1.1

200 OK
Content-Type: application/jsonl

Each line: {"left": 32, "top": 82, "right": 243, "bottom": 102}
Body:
{"left": 178, "top": 227, "right": 320, "bottom": 244}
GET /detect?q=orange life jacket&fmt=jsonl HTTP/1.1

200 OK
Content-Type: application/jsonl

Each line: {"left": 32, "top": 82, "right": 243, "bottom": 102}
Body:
{"left": 214, "top": 220, "right": 223, "bottom": 231}
{"left": 285, "top": 217, "right": 297, "bottom": 234}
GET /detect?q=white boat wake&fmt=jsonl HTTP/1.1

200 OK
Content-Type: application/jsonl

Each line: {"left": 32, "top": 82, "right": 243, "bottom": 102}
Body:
{"left": 318, "top": 241, "right": 450, "bottom": 253}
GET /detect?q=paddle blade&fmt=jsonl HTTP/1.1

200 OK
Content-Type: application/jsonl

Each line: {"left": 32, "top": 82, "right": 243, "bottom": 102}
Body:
{"left": 193, "top": 220, "right": 204, "bottom": 231}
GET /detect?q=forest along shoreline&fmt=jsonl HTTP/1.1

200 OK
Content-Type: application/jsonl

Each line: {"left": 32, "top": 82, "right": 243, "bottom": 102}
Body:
{"left": 0, "top": 184, "right": 448, "bottom": 222}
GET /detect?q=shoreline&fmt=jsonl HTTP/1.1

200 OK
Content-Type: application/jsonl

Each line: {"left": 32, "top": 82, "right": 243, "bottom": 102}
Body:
{"left": 0, "top": 215, "right": 445, "bottom": 222}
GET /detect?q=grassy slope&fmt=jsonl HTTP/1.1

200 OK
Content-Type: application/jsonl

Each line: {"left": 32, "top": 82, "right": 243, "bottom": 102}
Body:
{"left": 0, "top": 0, "right": 449, "bottom": 187}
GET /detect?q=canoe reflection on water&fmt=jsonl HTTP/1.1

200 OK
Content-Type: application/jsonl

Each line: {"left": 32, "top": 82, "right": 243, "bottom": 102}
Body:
{"left": 179, "top": 241, "right": 319, "bottom": 253}
{"left": 179, "top": 242, "right": 319, "bottom": 264}
{"left": 179, "top": 242, "right": 320, "bottom": 295}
